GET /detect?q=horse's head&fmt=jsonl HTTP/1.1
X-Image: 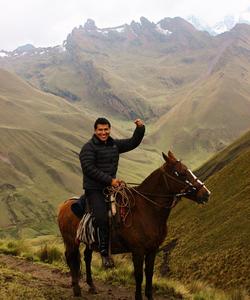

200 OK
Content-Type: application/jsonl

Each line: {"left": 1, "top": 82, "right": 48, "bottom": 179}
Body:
{"left": 162, "top": 151, "right": 211, "bottom": 204}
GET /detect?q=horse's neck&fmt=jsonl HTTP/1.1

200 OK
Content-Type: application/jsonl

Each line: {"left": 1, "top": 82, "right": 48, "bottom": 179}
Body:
{"left": 136, "top": 167, "right": 172, "bottom": 224}
{"left": 138, "top": 167, "right": 168, "bottom": 195}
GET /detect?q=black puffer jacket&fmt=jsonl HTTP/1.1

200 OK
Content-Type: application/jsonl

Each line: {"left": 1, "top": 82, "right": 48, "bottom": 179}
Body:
{"left": 79, "top": 125, "right": 145, "bottom": 190}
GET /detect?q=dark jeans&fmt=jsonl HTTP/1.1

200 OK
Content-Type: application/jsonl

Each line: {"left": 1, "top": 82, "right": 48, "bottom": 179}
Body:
{"left": 85, "top": 189, "right": 109, "bottom": 256}
{"left": 85, "top": 189, "right": 109, "bottom": 228}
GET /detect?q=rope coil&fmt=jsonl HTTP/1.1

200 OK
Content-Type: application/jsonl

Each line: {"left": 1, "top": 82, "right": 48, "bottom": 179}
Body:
{"left": 104, "top": 184, "right": 136, "bottom": 226}
{"left": 103, "top": 181, "right": 182, "bottom": 226}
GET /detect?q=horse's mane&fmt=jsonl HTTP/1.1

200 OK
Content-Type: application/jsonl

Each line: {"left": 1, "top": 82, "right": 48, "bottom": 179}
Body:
{"left": 136, "top": 166, "right": 163, "bottom": 192}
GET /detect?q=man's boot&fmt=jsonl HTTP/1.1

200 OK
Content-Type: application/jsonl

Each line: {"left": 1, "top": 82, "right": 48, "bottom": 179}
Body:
{"left": 98, "top": 227, "right": 114, "bottom": 269}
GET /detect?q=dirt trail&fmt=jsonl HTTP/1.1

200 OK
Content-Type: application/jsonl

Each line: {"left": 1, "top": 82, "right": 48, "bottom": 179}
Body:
{"left": 0, "top": 254, "right": 176, "bottom": 300}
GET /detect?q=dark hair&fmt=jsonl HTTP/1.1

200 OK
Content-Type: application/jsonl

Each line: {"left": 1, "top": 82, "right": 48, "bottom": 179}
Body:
{"left": 94, "top": 117, "right": 111, "bottom": 129}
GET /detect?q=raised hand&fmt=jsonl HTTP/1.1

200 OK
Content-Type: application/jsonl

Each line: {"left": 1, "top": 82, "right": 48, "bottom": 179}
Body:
{"left": 134, "top": 119, "right": 144, "bottom": 127}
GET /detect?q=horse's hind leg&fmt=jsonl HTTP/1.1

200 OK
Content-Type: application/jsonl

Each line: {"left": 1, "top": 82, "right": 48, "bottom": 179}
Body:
{"left": 145, "top": 250, "right": 157, "bottom": 300}
{"left": 84, "top": 246, "right": 97, "bottom": 294}
{"left": 65, "top": 244, "right": 81, "bottom": 296}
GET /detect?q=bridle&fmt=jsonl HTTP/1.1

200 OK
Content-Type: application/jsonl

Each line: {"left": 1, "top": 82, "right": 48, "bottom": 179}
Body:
{"left": 104, "top": 163, "right": 207, "bottom": 227}
{"left": 126, "top": 163, "right": 206, "bottom": 209}
{"left": 160, "top": 164, "right": 205, "bottom": 198}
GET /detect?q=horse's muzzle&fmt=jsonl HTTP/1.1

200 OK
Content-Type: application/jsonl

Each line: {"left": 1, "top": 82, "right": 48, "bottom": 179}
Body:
{"left": 197, "top": 191, "right": 210, "bottom": 204}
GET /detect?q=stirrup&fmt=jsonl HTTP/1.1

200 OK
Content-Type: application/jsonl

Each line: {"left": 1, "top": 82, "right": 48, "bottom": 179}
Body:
{"left": 101, "top": 255, "right": 115, "bottom": 269}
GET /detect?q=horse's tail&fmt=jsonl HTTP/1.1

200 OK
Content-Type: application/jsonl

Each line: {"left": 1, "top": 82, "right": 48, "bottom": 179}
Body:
{"left": 58, "top": 199, "right": 82, "bottom": 294}
{"left": 58, "top": 199, "right": 80, "bottom": 251}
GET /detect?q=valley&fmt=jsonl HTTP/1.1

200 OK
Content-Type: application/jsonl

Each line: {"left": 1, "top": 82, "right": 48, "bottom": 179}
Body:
{"left": 0, "top": 16, "right": 249, "bottom": 298}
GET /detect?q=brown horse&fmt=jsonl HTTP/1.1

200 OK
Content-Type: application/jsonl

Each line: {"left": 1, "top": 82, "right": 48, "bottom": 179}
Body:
{"left": 58, "top": 151, "right": 210, "bottom": 300}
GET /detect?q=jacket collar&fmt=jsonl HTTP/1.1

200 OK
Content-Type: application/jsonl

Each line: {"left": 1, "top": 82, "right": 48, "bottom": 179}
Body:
{"left": 92, "top": 134, "right": 114, "bottom": 146}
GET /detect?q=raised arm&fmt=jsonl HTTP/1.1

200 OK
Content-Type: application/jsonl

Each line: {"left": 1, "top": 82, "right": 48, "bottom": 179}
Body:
{"left": 115, "top": 119, "right": 145, "bottom": 154}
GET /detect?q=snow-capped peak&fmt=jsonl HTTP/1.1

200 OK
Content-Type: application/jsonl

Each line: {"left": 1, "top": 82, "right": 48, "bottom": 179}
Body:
{"left": 156, "top": 23, "right": 172, "bottom": 36}
{"left": 186, "top": 7, "right": 250, "bottom": 35}
{"left": 0, "top": 51, "right": 9, "bottom": 58}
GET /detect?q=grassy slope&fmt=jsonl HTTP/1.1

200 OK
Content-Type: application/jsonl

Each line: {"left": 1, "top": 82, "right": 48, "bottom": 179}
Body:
{"left": 161, "top": 130, "right": 250, "bottom": 292}
{"left": 0, "top": 69, "right": 89, "bottom": 237}
{"left": 0, "top": 68, "right": 160, "bottom": 238}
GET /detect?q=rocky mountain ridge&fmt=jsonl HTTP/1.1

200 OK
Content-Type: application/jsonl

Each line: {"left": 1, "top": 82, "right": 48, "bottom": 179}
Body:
{"left": 0, "top": 16, "right": 211, "bottom": 59}
{"left": 0, "top": 16, "right": 250, "bottom": 167}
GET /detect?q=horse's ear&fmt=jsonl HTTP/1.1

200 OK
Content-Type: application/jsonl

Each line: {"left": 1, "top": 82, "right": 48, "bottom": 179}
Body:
{"left": 168, "top": 150, "right": 177, "bottom": 161}
{"left": 162, "top": 152, "right": 169, "bottom": 162}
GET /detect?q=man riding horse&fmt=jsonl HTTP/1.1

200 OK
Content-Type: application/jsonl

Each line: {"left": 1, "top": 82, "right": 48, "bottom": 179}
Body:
{"left": 79, "top": 117, "right": 145, "bottom": 268}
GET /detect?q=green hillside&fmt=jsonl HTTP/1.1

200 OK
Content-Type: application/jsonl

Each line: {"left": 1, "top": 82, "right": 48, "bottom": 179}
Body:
{"left": 162, "top": 130, "right": 250, "bottom": 292}
{"left": 0, "top": 69, "right": 160, "bottom": 238}
{"left": 0, "top": 69, "right": 89, "bottom": 237}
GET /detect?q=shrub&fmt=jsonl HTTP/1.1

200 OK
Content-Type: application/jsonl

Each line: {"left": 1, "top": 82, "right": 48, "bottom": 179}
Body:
{"left": 0, "top": 239, "right": 27, "bottom": 256}
{"left": 37, "top": 244, "right": 63, "bottom": 264}
{"left": 228, "top": 289, "right": 247, "bottom": 300}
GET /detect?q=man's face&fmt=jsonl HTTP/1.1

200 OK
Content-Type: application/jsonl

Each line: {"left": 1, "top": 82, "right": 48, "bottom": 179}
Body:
{"left": 95, "top": 124, "right": 111, "bottom": 142}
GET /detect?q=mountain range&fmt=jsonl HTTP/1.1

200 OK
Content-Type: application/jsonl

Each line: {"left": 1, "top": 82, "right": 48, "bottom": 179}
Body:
{"left": 1, "top": 16, "right": 250, "bottom": 167}
{"left": 187, "top": 6, "right": 250, "bottom": 35}
{"left": 0, "top": 15, "right": 250, "bottom": 235}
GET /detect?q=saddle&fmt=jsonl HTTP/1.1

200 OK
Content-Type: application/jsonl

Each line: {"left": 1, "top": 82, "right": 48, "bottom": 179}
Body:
{"left": 70, "top": 194, "right": 86, "bottom": 218}
{"left": 70, "top": 193, "right": 127, "bottom": 225}
{"left": 70, "top": 193, "right": 130, "bottom": 254}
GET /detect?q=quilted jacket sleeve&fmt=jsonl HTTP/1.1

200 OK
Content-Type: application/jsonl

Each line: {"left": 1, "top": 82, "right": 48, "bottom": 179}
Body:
{"left": 115, "top": 125, "right": 145, "bottom": 154}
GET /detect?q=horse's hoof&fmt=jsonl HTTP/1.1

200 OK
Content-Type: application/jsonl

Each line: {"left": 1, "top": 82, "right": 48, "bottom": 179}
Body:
{"left": 145, "top": 292, "right": 154, "bottom": 300}
{"left": 101, "top": 256, "right": 115, "bottom": 269}
{"left": 73, "top": 285, "right": 81, "bottom": 297}
{"left": 88, "top": 285, "right": 98, "bottom": 294}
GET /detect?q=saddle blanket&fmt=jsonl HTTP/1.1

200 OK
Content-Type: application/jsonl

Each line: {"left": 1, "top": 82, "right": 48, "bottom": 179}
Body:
{"left": 76, "top": 212, "right": 96, "bottom": 245}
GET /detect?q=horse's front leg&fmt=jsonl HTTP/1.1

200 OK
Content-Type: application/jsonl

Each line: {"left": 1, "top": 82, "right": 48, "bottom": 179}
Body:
{"left": 145, "top": 250, "right": 157, "bottom": 300}
{"left": 132, "top": 251, "right": 144, "bottom": 300}
{"left": 84, "top": 246, "right": 97, "bottom": 294}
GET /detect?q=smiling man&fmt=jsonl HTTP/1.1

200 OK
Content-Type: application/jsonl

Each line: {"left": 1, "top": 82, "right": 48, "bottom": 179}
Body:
{"left": 79, "top": 117, "right": 145, "bottom": 268}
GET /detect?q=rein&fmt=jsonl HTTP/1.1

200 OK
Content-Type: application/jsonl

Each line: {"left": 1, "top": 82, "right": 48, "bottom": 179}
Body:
{"left": 104, "top": 166, "right": 202, "bottom": 225}
{"left": 126, "top": 166, "right": 194, "bottom": 203}
{"left": 105, "top": 173, "right": 187, "bottom": 211}
{"left": 129, "top": 186, "right": 181, "bottom": 209}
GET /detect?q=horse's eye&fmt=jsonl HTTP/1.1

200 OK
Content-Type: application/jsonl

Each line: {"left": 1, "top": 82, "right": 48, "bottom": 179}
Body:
{"left": 175, "top": 171, "right": 186, "bottom": 178}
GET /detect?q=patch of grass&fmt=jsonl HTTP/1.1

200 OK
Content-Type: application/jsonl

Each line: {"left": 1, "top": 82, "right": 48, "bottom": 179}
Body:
{"left": 0, "top": 239, "right": 28, "bottom": 256}
{"left": 0, "top": 267, "right": 45, "bottom": 300}
{"left": 0, "top": 266, "right": 71, "bottom": 299}
{"left": 152, "top": 277, "right": 186, "bottom": 299}
{"left": 189, "top": 280, "right": 249, "bottom": 300}
{"left": 91, "top": 253, "right": 134, "bottom": 286}
{"left": 0, "top": 237, "right": 65, "bottom": 266}
{"left": 36, "top": 244, "right": 63, "bottom": 264}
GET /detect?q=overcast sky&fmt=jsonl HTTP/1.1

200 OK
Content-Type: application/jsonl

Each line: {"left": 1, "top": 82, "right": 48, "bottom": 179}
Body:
{"left": 0, "top": 0, "right": 249, "bottom": 51}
